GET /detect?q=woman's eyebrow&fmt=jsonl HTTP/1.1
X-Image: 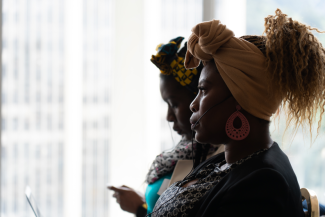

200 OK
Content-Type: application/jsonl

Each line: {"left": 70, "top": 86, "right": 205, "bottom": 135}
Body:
{"left": 198, "top": 79, "right": 213, "bottom": 86}
{"left": 165, "top": 95, "right": 178, "bottom": 100}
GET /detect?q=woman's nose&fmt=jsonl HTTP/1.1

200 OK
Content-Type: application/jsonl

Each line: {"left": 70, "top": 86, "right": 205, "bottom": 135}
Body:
{"left": 190, "top": 100, "right": 198, "bottom": 113}
{"left": 166, "top": 107, "right": 176, "bottom": 122}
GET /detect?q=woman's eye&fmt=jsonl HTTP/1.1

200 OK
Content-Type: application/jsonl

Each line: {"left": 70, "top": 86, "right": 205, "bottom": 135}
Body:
{"left": 198, "top": 86, "right": 206, "bottom": 93}
{"left": 168, "top": 101, "right": 178, "bottom": 109}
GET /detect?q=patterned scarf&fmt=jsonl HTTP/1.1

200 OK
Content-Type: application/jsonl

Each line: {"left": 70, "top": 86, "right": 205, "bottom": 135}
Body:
{"left": 151, "top": 37, "right": 201, "bottom": 95}
{"left": 152, "top": 146, "right": 270, "bottom": 217}
{"left": 146, "top": 139, "right": 219, "bottom": 184}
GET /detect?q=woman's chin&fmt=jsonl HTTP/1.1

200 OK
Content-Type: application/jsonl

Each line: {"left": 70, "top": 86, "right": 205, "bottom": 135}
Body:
{"left": 194, "top": 132, "right": 208, "bottom": 144}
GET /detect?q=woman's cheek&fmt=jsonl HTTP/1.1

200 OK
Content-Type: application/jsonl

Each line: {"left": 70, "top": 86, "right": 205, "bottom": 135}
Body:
{"left": 178, "top": 108, "right": 188, "bottom": 126}
{"left": 195, "top": 126, "right": 210, "bottom": 143}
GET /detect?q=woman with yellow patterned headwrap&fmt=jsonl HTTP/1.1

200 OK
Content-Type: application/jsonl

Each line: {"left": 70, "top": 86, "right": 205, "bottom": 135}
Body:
{"left": 108, "top": 37, "right": 222, "bottom": 217}
{"left": 151, "top": 9, "right": 325, "bottom": 217}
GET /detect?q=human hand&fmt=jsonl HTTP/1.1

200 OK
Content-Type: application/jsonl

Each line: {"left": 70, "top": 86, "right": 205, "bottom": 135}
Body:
{"left": 107, "top": 185, "right": 146, "bottom": 214}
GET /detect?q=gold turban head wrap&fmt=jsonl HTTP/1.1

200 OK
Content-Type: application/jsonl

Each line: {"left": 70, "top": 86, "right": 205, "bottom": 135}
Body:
{"left": 185, "top": 20, "right": 282, "bottom": 121}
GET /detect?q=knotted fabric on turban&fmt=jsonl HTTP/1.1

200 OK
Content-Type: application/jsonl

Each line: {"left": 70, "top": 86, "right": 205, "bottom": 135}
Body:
{"left": 185, "top": 20, "right": 282, "bottom": 121}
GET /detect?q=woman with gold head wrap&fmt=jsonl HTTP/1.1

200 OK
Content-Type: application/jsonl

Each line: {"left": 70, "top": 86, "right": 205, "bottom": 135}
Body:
{"left": 151, "top": 9, "right": 325, "bottom": 217}
{"left": 108, "top": 37, "right": 222, "bottom": 217}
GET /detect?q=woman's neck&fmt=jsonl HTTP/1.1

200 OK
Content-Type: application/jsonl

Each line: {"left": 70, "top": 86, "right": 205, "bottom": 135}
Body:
{"left": 224, "top": 120, "right": 273, "bottom": 164}
{"left": 183, "top": 134, "right": 192, "bottom": 141}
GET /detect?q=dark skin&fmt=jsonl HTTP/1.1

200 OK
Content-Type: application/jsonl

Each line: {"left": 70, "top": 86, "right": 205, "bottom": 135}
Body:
{"left": 190, "top": 61, "right": 273, "bottom": 165}
{"left": 160, "top": 74, "right": 195, "bottom": 140}
{"left": 182, "top": 61, "right": 273, "bottom": 188}
{"left": 108, "top": 74, "right": 196, "bottom": 213}
{"left": 107, "top": 185, "right": 145, "bottom": 214}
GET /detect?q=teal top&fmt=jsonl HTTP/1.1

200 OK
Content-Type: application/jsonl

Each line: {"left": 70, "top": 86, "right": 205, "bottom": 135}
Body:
{"left": 145, "top": 172, "right": 173, "bottom": 214}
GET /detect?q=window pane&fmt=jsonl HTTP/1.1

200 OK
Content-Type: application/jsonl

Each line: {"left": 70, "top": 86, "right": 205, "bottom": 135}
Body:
{"left": 1, "top": 0, "right": 113, "bottom": 216}
{"left": 2, "top": 0, "right": 65, "bottom": 216}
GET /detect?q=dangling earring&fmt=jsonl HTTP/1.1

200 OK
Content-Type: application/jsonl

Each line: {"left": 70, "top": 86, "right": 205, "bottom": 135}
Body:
{"left": 225, "top": 105, "right": 250, "bottom": 140}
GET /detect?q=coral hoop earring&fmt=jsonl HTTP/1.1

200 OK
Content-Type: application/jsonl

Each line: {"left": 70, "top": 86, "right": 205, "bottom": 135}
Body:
{"left": 225, "top": 105, "right": 250, "bottom": 140}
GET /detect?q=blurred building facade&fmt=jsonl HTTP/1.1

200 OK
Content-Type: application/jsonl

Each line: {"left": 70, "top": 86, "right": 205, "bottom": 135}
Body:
{"left": 2, "top": 0, "right": 65, "bottom": 216}
{"left": 1, "top": 0, "right": 113, "bottom": 216}
{"left": 81, "top": 0, "right": 113, "bottom": 216}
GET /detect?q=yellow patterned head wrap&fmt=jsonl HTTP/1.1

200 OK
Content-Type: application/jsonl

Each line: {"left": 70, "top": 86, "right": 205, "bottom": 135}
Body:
{"left": 151, "top": 37, "right": 201, "bottom": 94}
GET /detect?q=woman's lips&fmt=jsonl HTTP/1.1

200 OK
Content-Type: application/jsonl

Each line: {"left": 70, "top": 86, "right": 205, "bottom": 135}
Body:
{"left": 173, "top": 127, "right": 182, "bottom": 135}
{"left": 191, "top": 122, "right": 199, "bottom": 130}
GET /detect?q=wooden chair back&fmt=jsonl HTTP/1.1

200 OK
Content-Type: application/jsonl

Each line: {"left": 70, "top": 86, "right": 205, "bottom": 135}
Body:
{"left": 301, "top": 188, "right": 320, "bottom": 217}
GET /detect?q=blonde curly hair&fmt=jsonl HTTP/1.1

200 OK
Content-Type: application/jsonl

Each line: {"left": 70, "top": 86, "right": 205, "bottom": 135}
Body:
{"left": 245, "top": 9, "right": 325, "bottom": 138}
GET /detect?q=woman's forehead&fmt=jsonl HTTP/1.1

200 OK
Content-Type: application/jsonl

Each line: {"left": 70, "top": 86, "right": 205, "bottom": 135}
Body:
{"left": 199, "top": 61, "right": 219, "bottom": 84}
{"left": 160, "top": 77, "right": 189, "bottom": 98}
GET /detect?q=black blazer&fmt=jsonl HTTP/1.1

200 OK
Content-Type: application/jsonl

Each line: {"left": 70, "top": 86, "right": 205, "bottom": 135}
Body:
{"left": 189, "top": 143, "right": 305, "bottom": 217}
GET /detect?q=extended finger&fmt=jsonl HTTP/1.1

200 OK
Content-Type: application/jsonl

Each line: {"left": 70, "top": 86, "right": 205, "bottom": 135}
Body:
{"left": 108, "top": 186, "right": 128, "bottom": 193}
{"left": 116, "top": 194, "right": 121, "bottom": 204}
{"left": 107, "top": 186, "right": 120, "bottom": 191}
